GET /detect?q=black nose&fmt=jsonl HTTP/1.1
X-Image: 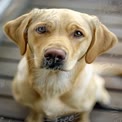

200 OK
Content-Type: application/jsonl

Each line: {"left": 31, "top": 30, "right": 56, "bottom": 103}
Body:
{"left": 42, "top": 48, "right": 66, "bottom": 69}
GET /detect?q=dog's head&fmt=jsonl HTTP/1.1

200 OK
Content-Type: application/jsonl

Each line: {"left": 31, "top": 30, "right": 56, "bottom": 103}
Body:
{"left": 4, "top": 8, "right": 118, "bottom": 71}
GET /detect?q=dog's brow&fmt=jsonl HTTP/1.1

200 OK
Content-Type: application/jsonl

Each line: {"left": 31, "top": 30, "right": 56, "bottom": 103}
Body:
{"left": 32, "top": 10, "right": 59, "bottom": 22}
{"left": 66, "top": 22, "right": 84, "bottom": 31}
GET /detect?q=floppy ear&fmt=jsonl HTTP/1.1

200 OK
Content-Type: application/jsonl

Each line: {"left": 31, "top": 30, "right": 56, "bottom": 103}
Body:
{"left": 85, "top": 17, "right": 118, "bottom": 63}
{"left": 3, "top": 13, "right": 32, "bottom": 55}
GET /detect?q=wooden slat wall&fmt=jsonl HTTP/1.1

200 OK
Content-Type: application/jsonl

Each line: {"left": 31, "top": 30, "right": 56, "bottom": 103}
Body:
{"left": 0, "top": 0, "right": 122, "bottom": 121}
{"left": 91, "top": 110, "right": 122, "bottom": 122}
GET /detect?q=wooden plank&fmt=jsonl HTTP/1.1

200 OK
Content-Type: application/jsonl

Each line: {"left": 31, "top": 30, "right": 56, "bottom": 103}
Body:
{"left": 105, "top": 77, "right": 122, "bottom": 90}
{"left": 31, "top": 0, "right": 122, "bottom": 13}
{"left": 98, "top": 14, "right": 122, "bottom": 27}
{"left": 0, "top": 35, "right": 12, "bottom": 43}
{"left": 0, "top": 78, "right": 12, "bottom": 96}
{"left": 0, "top": 97, "right": 28, "bottom": 119}
{"left": 0, "top": 62, "right": 18, "bottom": 76}
{"left": 108, "top": 27, "right": 122, "bottom": 40}
{"left": 96, "top": 56, "right": 122, "bottom": 64}
{"left": 0, "top": 118, "right": 22, "bottom": 122}
{"left": 109, "top": 91, "right": 122, "bottom": 108}
{"left": 91, "top": 110, "right": 122, "bottom": 122}
{"left": 106, "top": 42, "right": 122, "bottom": 56}
{"left": 0, "top": 46, "right": 20, "bottom": 60}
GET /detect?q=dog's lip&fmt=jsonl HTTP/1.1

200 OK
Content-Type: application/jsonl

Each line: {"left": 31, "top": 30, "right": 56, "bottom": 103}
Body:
{"left": 59, "top": 68, "right": 69, "bottom": 72}
{"left": 40, "top": 66, "right": 69, "bottom": 72}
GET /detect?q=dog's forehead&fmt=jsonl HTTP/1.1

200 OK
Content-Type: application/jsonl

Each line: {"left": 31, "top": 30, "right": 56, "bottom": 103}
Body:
{"left": 32, "top": 9, "right": 90, "bottom": 25}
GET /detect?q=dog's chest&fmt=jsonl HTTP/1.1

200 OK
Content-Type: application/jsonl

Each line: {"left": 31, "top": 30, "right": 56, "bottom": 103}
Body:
{"left": 40, "top": 98, "right": 74, "bottom": 117}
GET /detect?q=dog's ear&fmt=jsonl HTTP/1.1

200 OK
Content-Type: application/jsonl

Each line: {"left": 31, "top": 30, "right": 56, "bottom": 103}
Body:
{"left": 3, "top": 13, "right": 32, "bottom": 55}
{"left": 85, "top": 17, "right": 118, "bottom": 63}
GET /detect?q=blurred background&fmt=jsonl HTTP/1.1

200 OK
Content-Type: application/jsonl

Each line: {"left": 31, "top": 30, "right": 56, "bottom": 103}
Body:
{"left": 0, "top": 0, "right": 122, "bottom": 122}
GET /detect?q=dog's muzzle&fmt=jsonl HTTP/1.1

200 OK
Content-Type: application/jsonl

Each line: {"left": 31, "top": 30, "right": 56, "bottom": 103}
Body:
{"left": 41, "top": 48, "right": 66, "bottom": 70}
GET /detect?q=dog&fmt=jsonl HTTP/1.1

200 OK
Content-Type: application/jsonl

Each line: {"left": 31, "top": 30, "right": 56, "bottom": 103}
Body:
{"left": 3, "top": 8, "right": 121, "bottom": 122}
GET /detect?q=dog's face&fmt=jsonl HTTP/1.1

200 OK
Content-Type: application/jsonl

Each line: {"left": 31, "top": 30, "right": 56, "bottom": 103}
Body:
{"left": 27, "top": 9, "right": 93, "bottom": 71}
{"left": 4, "top": 8, "right": 117, "bottom": 71}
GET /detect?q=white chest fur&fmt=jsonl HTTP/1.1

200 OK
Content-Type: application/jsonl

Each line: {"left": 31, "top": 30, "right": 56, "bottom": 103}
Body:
{"left": 39, "top": 97, "right": 75, "bottom": 118}
{"left": 34, "top": 69, "right": 73, "bottom": 97}
{"left": 34, "top": 65, "right": 95, "bottom": 117}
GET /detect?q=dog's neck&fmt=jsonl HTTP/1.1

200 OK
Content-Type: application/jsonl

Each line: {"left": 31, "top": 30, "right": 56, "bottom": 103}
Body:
{"left": 33, "top": 69, "right": 72, "bottom": 97}
{"left": 34, "top": 63, "right": 86, "bottom": 98}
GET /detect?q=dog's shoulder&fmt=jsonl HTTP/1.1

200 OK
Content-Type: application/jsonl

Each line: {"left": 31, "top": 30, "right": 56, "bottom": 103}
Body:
{"left": 16, "top": 56, "right": 28, "bottom": 81}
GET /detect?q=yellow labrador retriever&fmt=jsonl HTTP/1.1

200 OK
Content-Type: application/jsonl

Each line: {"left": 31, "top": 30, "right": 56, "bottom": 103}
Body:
{"left": 3, "top": 8, "right": 120, "bottom": 122}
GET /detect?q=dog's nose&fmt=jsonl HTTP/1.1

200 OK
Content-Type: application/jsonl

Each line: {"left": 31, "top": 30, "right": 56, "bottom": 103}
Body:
{"left": 44, "top": 48, "right": 66, "bottom": 62}
{"left": 43, "top": 48, "right": 66, "bottom": 69}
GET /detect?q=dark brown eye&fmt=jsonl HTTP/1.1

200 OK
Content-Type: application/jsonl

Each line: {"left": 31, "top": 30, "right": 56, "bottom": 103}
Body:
{"left": 36, "top": 26, "right": 47, "bottom": 34}
{"left": 73, "top": 30, "right": 84, "bottom": 38}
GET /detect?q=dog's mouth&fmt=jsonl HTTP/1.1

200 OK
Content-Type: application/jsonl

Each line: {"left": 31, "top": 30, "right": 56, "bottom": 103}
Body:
{"left": 41, "top": 57, "right": 65, "bottom": 71}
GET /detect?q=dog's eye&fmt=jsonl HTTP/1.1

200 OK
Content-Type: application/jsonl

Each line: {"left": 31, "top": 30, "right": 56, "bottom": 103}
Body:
{"left": 36, "top": 26, "right": 47, "bottom": 34}
{"left": 73, "top": 30, "right": 84, "bottom": 38}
